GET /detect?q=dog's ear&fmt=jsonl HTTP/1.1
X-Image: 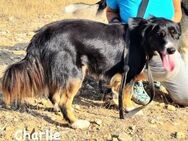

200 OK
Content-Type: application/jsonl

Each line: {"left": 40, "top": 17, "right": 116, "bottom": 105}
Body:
{"left": 128, "top": 17, "right": 148, "bottom": 30}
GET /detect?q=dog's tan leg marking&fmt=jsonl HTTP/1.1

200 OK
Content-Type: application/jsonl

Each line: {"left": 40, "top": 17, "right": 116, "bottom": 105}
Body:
{"left": 134, "top": 72, "right": 146, "bottom": 81}
{"left": 123, "top": 72, "right": 147, "bottom": 111}
{"left": 51, "top": 65, "right": 88, "bottom": 113}
{"left": 59, "top": 65, "right": 90, "bottom": 129}
{"left": 110, "top": 73, "right": 122, "bottom": 105}
{"left": 109, "top": 73, "right": 135, "bottom": 111}
{"left": 122, "top": 85, "right": 135, "bottom": 112}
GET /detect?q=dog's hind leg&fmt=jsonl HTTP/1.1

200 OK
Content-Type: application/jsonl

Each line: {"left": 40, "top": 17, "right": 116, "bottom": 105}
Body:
{"left": 58, "top": 65, "right": 89, "bottom": 129}
{"left": 59, "top": 78, "right": 90, "bottom": 129}
{"left": 48, "top": 92, "right": 60, "bottom": 112}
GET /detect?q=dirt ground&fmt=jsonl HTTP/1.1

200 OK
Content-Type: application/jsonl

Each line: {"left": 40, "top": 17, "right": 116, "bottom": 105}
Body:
{"left": 0, "top": 1, "right": 188, "bottom": 141}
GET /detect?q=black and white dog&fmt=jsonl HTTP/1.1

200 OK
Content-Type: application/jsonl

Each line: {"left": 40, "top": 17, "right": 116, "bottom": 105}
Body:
{"left": 2, "top": 17, "right": 181, "bottom": 129}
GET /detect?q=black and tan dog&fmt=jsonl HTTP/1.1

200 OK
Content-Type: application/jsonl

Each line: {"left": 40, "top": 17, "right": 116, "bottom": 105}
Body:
{"left": 2, "top": 17, "right": 180, "bottom": 129}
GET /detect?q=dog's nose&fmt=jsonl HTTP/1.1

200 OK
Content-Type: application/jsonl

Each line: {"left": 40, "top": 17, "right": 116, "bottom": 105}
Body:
{"left": 167, "top": 47, "right": 176, "bottom": 54}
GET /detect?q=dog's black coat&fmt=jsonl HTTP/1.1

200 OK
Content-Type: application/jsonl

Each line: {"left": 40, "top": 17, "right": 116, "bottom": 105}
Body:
{"left": 5, "top": 18, "right": 180, "bottom": 94}
{"left": 2, "top": 18, "right": 180, "bottom": 115}
{"left": 27, "top": 19, "right": 145, "bottom": 85}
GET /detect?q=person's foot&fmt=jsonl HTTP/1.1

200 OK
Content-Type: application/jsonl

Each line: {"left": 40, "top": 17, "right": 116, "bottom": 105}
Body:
{"left": 132, "top": 81, "right": 151, "bottom": 105}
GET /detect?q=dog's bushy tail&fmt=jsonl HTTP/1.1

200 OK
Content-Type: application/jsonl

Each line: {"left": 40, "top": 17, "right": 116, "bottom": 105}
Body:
{"left": 2, "top": 55, "right": 45, "bottom": 105}
{"left": 64, "top": 0, "right": 106, "bottom": 15}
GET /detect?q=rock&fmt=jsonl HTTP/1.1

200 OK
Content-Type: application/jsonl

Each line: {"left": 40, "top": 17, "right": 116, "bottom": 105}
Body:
{"left": 86, "top": 84, "right": 94, "bottom": 89}
{"left": 167, "top": 105, "right": 176, "bottom": 111}
{"left": 74, "top": 105, "right": 80, "bottom": 110}
{"left": 106, "top": 134, "right": 112, "bottom": 141}
{"left": 112, "top": 132, "right": 119, "bottom": 138}
{"left": 175, "top": 132, "right": 185, "bottom": 139}
{"left": 94, "top": 119, "right": 102, "bottom": 126}
{"left": 112, "top": 137, "right": 118, "bottom": 141}
{"left": 149, "top": 119, "right": 156, "bottom": 124}
{"left": 43, "top": 15, "right": 51, "bottom": 19}
{"left": 128, "top": 125, "right": 136, "bottom": 131}
{"left": 0, "top": 31, "right": 7, "bottom": 35}
{"left": 16, "top": 37, "right": 24, "bottom": 42}
{"left": 159, "top": 103, "right": 165, "bottom": 108}
{"left": 128, "top": 126, "right": 136, "bottom": 135}
{"left": 118, "top": 133, "right": 132, "bottom": 141}
{"left": 54, "top": 112, "right": 61, "bottom": 116}
{"left": 8, "top": 16, "right": 15, "bottom": 22}
{"left": 13, "top": 118, "right": 19, "bottom": 122}
{"left": 51, "top": 117, "right": 56, "bottom": 121}
{"left": 71, "top": 120, "right": 90, "bottom": 129}
{"left": 39, "top": 99, "right": 48, "bottom": 106}
{"left": 27, "top": 32, "right": 35, "bottom": 36}
{"left": 11, "top": 50, "right": 26, "bottom": 55}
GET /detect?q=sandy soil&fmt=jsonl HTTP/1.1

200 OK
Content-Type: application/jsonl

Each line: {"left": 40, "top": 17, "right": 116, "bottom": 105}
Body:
{"left": 0, "top": 1, "right": 188, "bottom": 141}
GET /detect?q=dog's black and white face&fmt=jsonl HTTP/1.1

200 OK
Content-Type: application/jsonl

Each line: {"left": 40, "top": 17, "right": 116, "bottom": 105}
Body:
{"left": 128, "top": 17, "right": 181, "bottom": 72}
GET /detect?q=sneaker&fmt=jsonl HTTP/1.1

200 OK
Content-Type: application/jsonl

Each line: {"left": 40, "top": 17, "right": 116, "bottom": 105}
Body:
{"left": 132, "top": 81, "right": 151, "bottom": 105}
{"left": 154, "top": 81, "right": 161, "bottom": 89}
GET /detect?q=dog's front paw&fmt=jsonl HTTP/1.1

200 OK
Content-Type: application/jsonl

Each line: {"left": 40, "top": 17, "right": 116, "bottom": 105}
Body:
{"left": 71, "top": 119, "right": 90, "bottom": 129}
{"left": 124, "top": 106, "right": 136, "bottom": 113}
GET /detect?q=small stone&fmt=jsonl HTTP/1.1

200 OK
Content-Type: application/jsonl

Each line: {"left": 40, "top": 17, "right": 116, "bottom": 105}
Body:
{"left": 106, "top": 134, "right": 112, "bottom": 141}
{"left": 0, "top": 31, "right": 7, "bottom": 35}
{"left": 86, "top": 84, "right": 94, "bottom": 89}
{"left": 112, "top": 137, "right": 118, "bottom": 141}
{"left": 118, "top": 133, "right": 132, "bottom": 141}
{"left": 74, "top": 105, "right": 80, "bottom": 110}
{"left": 51, "top": 117, "right": 56, "bottom": 121}
{"left": 167, "top": 105, "right": 176, "bottom": 111}
{"left": 159, "top": 103, "right": 165, "bottom": 107}
{"left": 13, "top": 118, "right": 19, "bottom": 122}
{"left": 8, "top": 16, "right": 15, "bottom": 22}
{"left": 129, "top": 125, "right": 136, "bottom": 131}
{"left": 43, "top": 15, "right": 51, "bottom": 19}
{"left": 94, "top": 119, "right": 102, "bottom": 126}
{"left": 54, "top": 112, "right": 61, "bottom": 116}
{"left": 39, "top": 99, "right": 48, "bottom": 106}
{"left": 149, "top": 119, "right": 156, "bottom": 124}
{"left": 175, "top": 132, "right": 185, "bottom": 139}
{"left": 27, "top": 32, "right": 35, "bottom": 36}
{"left": 11, "top": 50, "right": 26, "bottom": 55}
{"left": 16, "top": 38, "right": 24, "bottom": 42}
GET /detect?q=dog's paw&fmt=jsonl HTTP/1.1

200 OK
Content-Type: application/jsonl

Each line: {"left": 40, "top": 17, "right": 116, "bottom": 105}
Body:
{"left": 124, "top": 106, "right": 136, "bottom": 113}
{"left": 71, "top": 119, "right": 90, "bottom": 129}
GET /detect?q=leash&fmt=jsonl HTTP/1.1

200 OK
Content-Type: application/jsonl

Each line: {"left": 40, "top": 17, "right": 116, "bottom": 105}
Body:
{"left": 118, "top": 29, "right": 130, "bottom": 119}
{"left": 118, "top": 0, "right": 152, "bottom": 119}
{"left": 118, "top": 27, "right": 156, "bottom": 119}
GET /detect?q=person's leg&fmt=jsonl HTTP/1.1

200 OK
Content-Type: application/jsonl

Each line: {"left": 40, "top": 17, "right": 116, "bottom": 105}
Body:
{"left": 148, "top": 52, "right": 188, "bottom": 106}
{"left": 161, "top": 55, "right": 188, "bottom": 106}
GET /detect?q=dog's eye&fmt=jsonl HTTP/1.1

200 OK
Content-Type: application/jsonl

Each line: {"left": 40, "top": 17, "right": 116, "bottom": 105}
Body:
{"left": 169, "top": 28, "right": 179, "bottom": 39}
{"left": 157, "top": 30, "right": 166, "bottom": 37}
{"left": 170, "top": 29, "right": 176, "bottom": 35}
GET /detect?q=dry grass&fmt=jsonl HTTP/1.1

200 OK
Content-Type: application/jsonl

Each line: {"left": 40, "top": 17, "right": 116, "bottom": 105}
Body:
{"left": 0, "top": 0, "right": 105, "bottom": 46}
{"left": 0, "top": 0, "right": 96, "bottom": 19}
